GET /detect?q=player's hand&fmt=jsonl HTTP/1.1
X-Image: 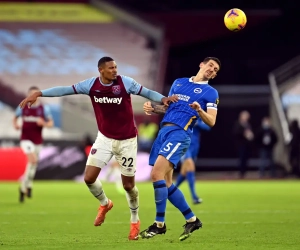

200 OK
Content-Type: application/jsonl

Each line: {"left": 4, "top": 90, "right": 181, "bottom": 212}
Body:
{"left": 19, "top": 91, "right": 42, "bottom": 109}
{"left": 161, "top": 95, "right": 178, "bottom": 106}
{"left": 143, "top": 101, "right": 154, "bottom": 115}
{"left": 36, "top": 117, "right": 46, "bottom": 127}
{"left": 189, "top": 101, "right": 202, "bottom": 112}
{"left": 14, "top": 124, "right": 21, "bottom": 130}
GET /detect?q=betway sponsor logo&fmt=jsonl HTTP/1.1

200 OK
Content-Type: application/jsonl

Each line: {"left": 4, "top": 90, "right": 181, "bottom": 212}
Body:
{"left": 94, "top": 96, "right": 122, "bottom": 104}
{"left": 23, "top": 116, "right": 39, "bottom": 122}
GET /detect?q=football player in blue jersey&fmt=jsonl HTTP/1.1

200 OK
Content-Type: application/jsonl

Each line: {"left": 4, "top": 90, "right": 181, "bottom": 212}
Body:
{"left": 139, "top": 57, "right": 220, "bottom": 241}
{"left": 176, "top": 119, "right": 211, "bottom": 204}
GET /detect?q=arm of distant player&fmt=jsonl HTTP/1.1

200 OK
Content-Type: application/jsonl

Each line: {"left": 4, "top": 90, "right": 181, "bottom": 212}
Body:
{"left": 196, "top": 120, "right": 211, "bottom": 131}
{"left": 13, "top": 106, "right": 22, "bottom": 130}
{"left": 189, "top": 102, "right": 217, "bottom": 127}
{"left": 36, "top": 105, "right": 54, "bottom": 128}
{"left": 143, "top": 101, "right": 168, "bottom": 115}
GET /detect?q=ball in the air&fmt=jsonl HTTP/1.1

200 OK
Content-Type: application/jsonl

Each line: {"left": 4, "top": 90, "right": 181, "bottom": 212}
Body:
{"left": 224, "top": 8, "right": 247, "bottom": 32}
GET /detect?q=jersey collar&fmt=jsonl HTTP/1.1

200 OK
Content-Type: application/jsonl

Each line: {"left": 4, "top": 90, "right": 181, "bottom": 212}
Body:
{"left": 189, "top": 77, "right": 208, "bottom": 84}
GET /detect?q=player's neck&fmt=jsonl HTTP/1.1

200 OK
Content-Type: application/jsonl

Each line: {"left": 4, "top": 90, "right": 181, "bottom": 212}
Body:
{"left": 99, "top": 76, "right": 113, "bottom": 85}
{"left": 193, "top": 74, "right": 207, "bottom": 82}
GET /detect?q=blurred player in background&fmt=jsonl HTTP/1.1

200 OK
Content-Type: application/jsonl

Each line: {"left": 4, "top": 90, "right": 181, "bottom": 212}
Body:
{"left": 103, "top": 156, "right": 124, "bottom": 194}
{"left": 175, "top": 119, "right": 211, "bottom": 204}
{"left": 139, "top": 57, "right": 220, "bottom": 241}
{"left": 19, "top": 56, "right": 177, "bottom": 240}
{"left": 13, "top": 86, "right": 54, "bottom": 203}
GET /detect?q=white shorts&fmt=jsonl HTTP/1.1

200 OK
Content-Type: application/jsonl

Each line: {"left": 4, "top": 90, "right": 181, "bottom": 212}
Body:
{"left": 86, "top": 131, "right": 137, "bottom": 177}
{"left": 20, "top": 140, "right": 42, "bottom": 156}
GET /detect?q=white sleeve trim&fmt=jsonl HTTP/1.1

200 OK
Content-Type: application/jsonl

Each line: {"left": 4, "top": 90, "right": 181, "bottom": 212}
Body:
{"left": 207, "top": 107, "right": 218, "bottom": 110}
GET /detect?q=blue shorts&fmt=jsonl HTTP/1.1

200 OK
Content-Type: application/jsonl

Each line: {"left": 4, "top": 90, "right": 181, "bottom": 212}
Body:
{"left": 149, "top": 125, "right": 191, "bottom": 168}
{"left": 181, "top": 143, "right": 199, "bottom": 162}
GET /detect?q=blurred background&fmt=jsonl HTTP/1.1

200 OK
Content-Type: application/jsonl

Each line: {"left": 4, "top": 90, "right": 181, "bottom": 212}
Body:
{"left": 1, "top": 0, "right": 300, "bottom": 182}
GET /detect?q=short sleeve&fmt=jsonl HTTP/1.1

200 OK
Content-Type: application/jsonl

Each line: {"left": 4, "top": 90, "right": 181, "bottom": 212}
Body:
{"left": 15, "top": 106, "right": 22, "bottom": 117}
{"left": 72, "top": 77, "right": 97, "bottom": 95}
{"left": 43, "top": 105, "right": 52, "bottom": 120}
{"left": 121, "top": 75, "right": 142, "bottom": 95}
{"left": 206, "top": 88, "right": 219, "bottom": 110}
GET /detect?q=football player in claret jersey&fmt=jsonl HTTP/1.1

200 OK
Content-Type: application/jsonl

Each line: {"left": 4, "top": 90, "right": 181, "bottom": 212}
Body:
{"left": 176, "top": 119, "right": 211, "bottom": 204}
{"left": 19, "top": 57, "right": 177, "bottom": 240}
{"left": 140, "top": 57, "right": 220, "bottom": 241}
{"left": 13, "top": 86, "right": 54, "bottom": 203}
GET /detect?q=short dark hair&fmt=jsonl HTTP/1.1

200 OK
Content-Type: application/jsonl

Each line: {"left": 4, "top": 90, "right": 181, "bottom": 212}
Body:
{"left": 98, "top": 56, "right": 114, "bottom": 68}
{"left": 203, "top": 57, "right": 221, "bottom": 69}
{"left": 28, "top": 86, "right": 39, "bottom": 91}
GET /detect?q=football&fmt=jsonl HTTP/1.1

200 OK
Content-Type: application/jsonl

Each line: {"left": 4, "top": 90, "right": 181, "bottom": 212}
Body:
{"left": 224, "top": 8, "right": 247, "bottom": 32}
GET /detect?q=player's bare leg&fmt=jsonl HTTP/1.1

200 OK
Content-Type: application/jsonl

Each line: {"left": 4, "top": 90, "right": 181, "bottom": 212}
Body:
{"left": 121, "top": 175, "right": 140, "bottom": 240}
{"left": 20, "top": 152, "right": 38, "bottom": 202}
{"left": 84, "top": 165, "right": 113, "bottom": 226}
{"left": 111, "top": 161, "right": 124, "bottom": 194}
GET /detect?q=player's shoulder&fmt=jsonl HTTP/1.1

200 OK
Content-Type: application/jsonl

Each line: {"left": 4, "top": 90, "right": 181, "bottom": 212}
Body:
{"left": 78, "top": 76, "right": 97, "bottom": 84}
{"left": 42, "top": 103, "right": 52, "bottom": 113}
{"left": 174, "top": 77, "right": 190, "bottom": 84}
{"left": 206, "top": 84, "right": 219, "bottom": 96}
{"left": 119, "top": 74, "right": 135, "bottom": 83}
{"left": 173, "top": 77, "right": 190, "bottom": 86}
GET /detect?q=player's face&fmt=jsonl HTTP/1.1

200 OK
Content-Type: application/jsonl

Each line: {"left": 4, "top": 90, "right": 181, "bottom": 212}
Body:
{"left": 99, "top": 61, "right": 118, "bottom": 81}
{"left": 199, "top": 60, "right": 220, "bottom": 80}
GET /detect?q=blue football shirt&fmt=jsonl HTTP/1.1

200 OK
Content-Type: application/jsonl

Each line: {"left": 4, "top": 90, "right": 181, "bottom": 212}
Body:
{"left": 161, "top": 77, "right": 219, "bottom": 133}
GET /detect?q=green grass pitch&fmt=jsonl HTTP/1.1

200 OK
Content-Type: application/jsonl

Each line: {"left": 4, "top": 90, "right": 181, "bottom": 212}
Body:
{"left": 1, "top": 180, "right": 300, "bottom": 250}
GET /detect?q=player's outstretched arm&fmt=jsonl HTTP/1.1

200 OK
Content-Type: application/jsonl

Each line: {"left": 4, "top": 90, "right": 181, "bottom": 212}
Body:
{"left": 189, "top": 101, "right": 217, "bottom": 127}
{"left": 19, "top": 86, "right": 75, "bottom": 109}
{"left": 139, "top": 88, "right": 178, "bottom": 106}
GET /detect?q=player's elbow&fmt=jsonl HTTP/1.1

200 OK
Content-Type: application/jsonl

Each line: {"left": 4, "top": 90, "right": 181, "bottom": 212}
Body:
{"left": 47, "top": 120, "right": 54, "bottom": 128}
{"left": 208, "top": 119, "right": 216, "bottom": 127}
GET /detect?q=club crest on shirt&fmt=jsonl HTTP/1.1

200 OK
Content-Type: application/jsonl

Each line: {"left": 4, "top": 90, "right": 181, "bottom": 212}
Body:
{"left": 112, "top": 85, "right": 121, "bottom": 95}
{"left": 194, "top": 88, "right": 202, "bottom": 94}
{"left": 91, "top": 148, "right": 97, "bottom": 155}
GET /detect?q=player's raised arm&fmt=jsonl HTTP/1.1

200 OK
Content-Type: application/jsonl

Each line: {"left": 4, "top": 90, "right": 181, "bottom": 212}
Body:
{"left": 121, "top": 75, "right": 178, "bottom": 106}
{"left": 189, "top": 89, "right": 219, "bottom": 127}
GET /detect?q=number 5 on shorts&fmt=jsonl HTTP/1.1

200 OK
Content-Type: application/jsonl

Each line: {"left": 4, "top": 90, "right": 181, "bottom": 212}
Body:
{"left": 163, "top": 142, "right": 173, "bottom": 151}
